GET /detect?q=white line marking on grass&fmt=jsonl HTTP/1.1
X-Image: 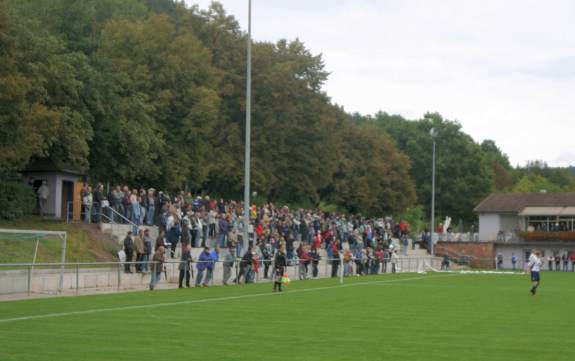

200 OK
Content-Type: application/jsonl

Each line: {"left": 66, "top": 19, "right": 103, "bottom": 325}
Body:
{"left": 0, "top": 274, "right": 460, "bottom": 324}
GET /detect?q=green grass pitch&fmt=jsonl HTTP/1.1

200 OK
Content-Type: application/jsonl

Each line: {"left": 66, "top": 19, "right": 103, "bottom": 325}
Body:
{"left": 0, "top": 272, "right": 573, "bottom": 361}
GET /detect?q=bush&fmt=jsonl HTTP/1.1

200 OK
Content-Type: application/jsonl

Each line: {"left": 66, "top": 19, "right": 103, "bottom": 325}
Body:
{"left": 0, "top": 180, "right": 36, "bottom": 219}
{"left": 400, "top": 206, "right": 426, "bottom": 233}
{"left": 318, "top": 201, "right": 347, "bottom": 215}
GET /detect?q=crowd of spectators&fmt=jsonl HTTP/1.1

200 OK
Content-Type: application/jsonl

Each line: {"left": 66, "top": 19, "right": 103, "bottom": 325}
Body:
{"left": 82, "top": 184, "right": 414, "bottom": 251}
{"left": 84, "top": 184, "right": 417, "bottom": 286}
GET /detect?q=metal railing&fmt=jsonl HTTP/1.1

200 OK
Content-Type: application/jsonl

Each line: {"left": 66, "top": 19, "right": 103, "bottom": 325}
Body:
{"left": 0, "top": 256, "right": 443, "bottom": 297}
{"left": 434, "top": 232, "right": 480, "bottom": 242}
{"left": 67, "top": 201, "right": 144, "bottom": 236}
{"left": 67, "top": 201, "right": 138, "bottom": 226}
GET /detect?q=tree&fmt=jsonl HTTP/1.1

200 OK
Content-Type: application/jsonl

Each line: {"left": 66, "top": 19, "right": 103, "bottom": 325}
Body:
{"left": 0, "top": 1, "right": 92, "bottom": 172}
{"left": 0, "top": 0, "right": 499, "bottom": 217}
{"left": 363, "top": 112, "right": 493, "bottom": 222}
{"left": 514, "top": 161, "right": 575, "bottom": 191}
{"left": 511, "top": 174, "right": 560, "bottom": 193}
{"left": 328, "top": 122, "right": 416, "bottom": 216}
{"left": 481, "top": 139, "right": 514, "bottom": 190}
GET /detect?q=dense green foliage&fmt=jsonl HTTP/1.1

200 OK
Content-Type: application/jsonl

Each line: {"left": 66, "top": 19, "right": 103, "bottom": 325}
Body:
{"left": 1, "top": 0, "right": 573, "bottom": 222}
{"left": 1, "top": 273, "right": 574, "bottom": 360}
{"left": 513, "top": 161, "right": 575, "bottom": 192}
{"left": 0, "top": 0, "right": 415, "bottom": 216}
{"left": 0, "top": 179, "right": 36, "bottom": 219}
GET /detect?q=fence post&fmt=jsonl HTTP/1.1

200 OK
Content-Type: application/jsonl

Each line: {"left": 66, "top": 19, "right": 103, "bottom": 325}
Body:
{"left": 27, "top": 264, "right": 32, "bottom": 296}
{"left": 213, "top": 261, "right": 217, "bottom": 286}
{"left": 339, "top": 254, "right": 344, "bottom": 284}
{"left": 75, "top": 263, "right": 79, "bottom": 295}
{"left": 235, "top": 261, "right": 239, "bottom": 284}
{"left": 297, "top": 260, "right": 301, "bottom": 280}
{"left": 117, "top": 262, "right": 122, "bottom": 290}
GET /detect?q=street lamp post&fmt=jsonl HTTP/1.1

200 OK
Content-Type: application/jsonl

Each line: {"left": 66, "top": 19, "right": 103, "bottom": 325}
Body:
{"left": 243, "top": 0, "right": 253, "bottom": 253}
{"left": 430, "top": 128, "right": 437, "bottom": 256}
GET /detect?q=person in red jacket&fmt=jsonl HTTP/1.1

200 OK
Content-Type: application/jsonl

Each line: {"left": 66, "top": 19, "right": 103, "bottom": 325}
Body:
{"left": 313, "top": 231, "right": 322, "bottom": 250}
{"left": 570, "top": 252, "right": 575, "bottom": 272}
{"left": 252, "top": 252, "right": 260, "bottom": 279}
{"left": 376, "top": 247, "right": 385, "bottom": 274}
{"left": 256, "top": 223, "right": 264, "bottom": 242}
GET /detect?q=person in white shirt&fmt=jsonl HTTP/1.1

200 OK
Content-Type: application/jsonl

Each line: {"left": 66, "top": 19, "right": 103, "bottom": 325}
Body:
{"left": 37, "top": 181, "right": 49, "bottom": 217}
{"left": 528, "top": 250, "right": 542, "bottom": 296}
{"left": 391, "top": 249, "right": 399, "bottom": 273}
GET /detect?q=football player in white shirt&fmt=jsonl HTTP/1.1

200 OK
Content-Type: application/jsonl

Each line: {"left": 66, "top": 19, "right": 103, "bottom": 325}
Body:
{"left": 528, "top": 249, "right": 542, "bottom": 296}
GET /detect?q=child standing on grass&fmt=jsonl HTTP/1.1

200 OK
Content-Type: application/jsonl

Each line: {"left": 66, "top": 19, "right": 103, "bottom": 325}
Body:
{"left": 273, "top": 246, "right": 287, "bottom": 292}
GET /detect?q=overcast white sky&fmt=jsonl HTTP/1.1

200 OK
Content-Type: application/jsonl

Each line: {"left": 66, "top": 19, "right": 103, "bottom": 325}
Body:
{"left": 190, "top": 0, "right": 575, "bottom": 167}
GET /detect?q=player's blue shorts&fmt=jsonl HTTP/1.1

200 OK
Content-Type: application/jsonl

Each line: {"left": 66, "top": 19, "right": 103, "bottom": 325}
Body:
{"left": 531, "top": 271, "right": 540, "bottom": 282}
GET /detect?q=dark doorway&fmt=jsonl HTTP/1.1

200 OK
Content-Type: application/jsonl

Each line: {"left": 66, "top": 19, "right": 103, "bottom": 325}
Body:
{"left": 61, "top": 180, "right": 74, "bottom": 220}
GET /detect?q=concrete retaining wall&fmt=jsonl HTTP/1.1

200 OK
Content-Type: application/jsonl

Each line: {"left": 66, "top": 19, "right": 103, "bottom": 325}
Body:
{"left": 435, "top": 241, "right": 496, "bottom": 268}
{"left": 0, "top": 254, "right": 442, "bottom": 296}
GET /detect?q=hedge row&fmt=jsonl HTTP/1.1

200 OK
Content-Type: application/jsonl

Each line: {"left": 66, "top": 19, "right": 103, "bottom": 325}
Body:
{"left": 0, "top": 180, "right": 36, "bottom": 219}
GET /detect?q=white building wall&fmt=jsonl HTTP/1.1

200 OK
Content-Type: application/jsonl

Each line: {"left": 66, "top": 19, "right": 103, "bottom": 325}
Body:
{"left": 55, "top": 174, "right": 63, "bottom": 218}
{"left": 21, "top": 173, "right": 79, "bottom": 219}
{"left": 479, "top": 213, "right": 500, "bottom": 241}
{"left": 21, "top": 173, "right": 58, "bottom": 217}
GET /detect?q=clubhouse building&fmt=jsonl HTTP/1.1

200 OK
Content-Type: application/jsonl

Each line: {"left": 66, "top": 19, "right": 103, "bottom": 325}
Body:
{"left": 474, "top": 193, "right": 575, "bottom": 269}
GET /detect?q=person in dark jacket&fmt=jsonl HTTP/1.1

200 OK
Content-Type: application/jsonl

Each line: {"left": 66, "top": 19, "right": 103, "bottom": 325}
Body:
{"left": 142, "top": 229, "right": 153, "bottom": 273}
{"left": 195, "top": 247, "right": 212, "bottom": 287}
{"left": 93, "top": 183, "right": 105, "bottom": 223}
{"left": 181, "top": 218, "right": 191, "bottom": 248}
{"left": 310, "top": 246, "right": 320, "bottom": 278}
{"left": 204, "top": 247, "right": 219, "bottom": 286}
{"left": 235, "top": 246, "right": 253, "bottom": 284}
{"left": 155, "top": 229, "right": 167, "bottom": 251}
{"left": 273, "top": 246, "right": 287, "bottom": 292}
{"left": 123, "top": 231, "right": 134, "bottom": 273}
{"left": 330, "top": 240, "right": 341, "bottom": 278}
{"left": 217, "top": 215, "right": 230, "bottom": 249}
{"left": 223, "top": 249, "right": 235, "bottom": 285}
{"left": 179, "top": 244, "right": 192, "bottom": 288}
{"left": 261, "top": 244, "right": 272, "bottom": 279}
{"left": 167, "top": 221, "right": 181, "bottom": 258}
